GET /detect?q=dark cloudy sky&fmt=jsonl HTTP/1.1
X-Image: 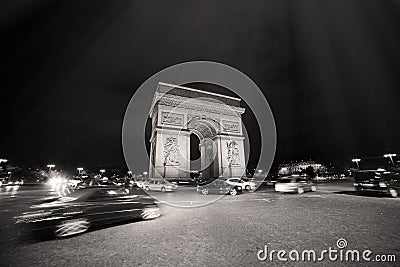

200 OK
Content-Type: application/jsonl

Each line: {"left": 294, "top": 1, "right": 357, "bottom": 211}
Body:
{"left": 1, "top": 0, "right": 399, "bottom": 172}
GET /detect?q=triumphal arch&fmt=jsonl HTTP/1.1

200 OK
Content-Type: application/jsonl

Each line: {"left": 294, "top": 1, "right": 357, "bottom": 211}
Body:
{"left": 148, "top": 82, "right": 246, "bottom": 180}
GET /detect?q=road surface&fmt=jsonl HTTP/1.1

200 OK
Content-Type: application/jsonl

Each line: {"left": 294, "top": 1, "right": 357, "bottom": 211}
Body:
{"left": 0, "top": 181, "right": 398, "bottom": 266}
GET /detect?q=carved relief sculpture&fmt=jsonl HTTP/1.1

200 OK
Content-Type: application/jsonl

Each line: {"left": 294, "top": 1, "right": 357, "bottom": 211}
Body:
{"left": 227, "top": 141, "right": 240, "bottom": 166}
{"left": 164, "top": 137, "right": 179, "bottom": 165}
{"left": 161, "top": 112, "right": 184, "bottom": 126}
{"left": 222, "top": 120, "right": 240, "bottom": 133}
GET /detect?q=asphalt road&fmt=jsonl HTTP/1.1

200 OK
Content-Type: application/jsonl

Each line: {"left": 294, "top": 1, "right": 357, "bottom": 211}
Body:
{"left": 0, "top": 181, "right": 399, "bottom": 266}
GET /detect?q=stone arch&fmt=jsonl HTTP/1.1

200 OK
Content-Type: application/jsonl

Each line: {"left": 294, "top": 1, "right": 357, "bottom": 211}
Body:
{"left": 148, "top": 82, "right": 246, "bottom": 180}
{"left": 187, "top": 117, "right": 219, "bottom": 139}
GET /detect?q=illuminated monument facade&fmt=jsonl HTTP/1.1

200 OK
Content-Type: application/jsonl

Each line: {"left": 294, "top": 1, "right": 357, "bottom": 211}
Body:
{"left": 148, "top": 83, "right": 246, "bottom": 180}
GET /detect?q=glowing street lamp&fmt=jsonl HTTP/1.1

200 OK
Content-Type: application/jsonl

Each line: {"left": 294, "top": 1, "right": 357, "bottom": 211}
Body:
{"left": 77, "top": 167, "right": 84, "bottom": 174}
{"left": 143, "top": 171, "right": 148, "bottom": 178}
{"left": 47, "top": 164, "right": 56, "bottom": 171}
{"left": 100, "top": 169, "right": 105, "bottom": 175}
{"left": 384, "top": 154, "right": 397, "bottom": 167}
{"left": 352, "top": 158, "right": 361, "bottom": 169}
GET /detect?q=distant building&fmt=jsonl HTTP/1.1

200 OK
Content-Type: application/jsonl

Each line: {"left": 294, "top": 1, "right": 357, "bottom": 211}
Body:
{"left": 278, "top": 161, "right": 326, "bottom": 175}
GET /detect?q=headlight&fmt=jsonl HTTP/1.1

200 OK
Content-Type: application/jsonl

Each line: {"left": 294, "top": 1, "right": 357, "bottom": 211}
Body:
{"left": 379, "top": 182, "right": 387, "bottom": 188}
{"left": 353, "top": 183, "right": 359, "bottom": 187}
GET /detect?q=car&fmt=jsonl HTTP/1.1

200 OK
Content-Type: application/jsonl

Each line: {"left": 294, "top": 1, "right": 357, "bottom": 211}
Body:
{"left": 353, "top": 169, "right": 399, "bottom": 198}
{"left": 76, "top": 179, "right": 119, "bottom": 189}
{"left": 114, "top": 177, "right": 131, "bottom": 186}
{"left": 15, "top": 186, "right": 161, "bottom": 238}
{"left": 143, "top": 179, "right": 177, "bottom": 192}
{"left": 197, "top": 179, "right": 242, "bottom": 196}
{"left": 135, "top": 179, "right": 151, "bottom": 188}
{"left": 93, "top": 178, "right": 118, "bottom": 186}
{"left": 2, "top": 178, "right": 23, "bottom": 186}
{"left": 274, "top": 176, "right": 316, "bottom": 194}
{"left": 13, "top": 179, "right": 24, "bottom": 185}
{"left": 0, "top": 177, "right": 10, "bottom": 186}
{"left": 66, "top": 178, "right": 83, "bottom": 188}
{"left": 226, "top": 178, "right": 256, "bottom": 191}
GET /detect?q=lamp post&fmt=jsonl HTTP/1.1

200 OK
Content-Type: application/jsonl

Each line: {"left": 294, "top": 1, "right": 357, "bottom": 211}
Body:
{"left": 384, "top": 154, "right": 397, "bottom": 167}
{"left": 47, "top": 164, "right": 55, "bottom": 172}
{"left": 352, "top": 158, "right": 361, "bottom": 169}
{"left": 143, "top": 171, "right": 148, "bottom": 178}
{"left": 0, "top": 159, "right": 7, "bottom": 172}
{"left": 100, "top": 169, "right": 105, "bottom": 176}
{"left": 77, "top": 167, "right": 84, "bottom": 175}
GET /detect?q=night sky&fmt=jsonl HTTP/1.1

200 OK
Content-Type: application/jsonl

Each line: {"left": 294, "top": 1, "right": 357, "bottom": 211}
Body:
{"left": 1, "top": 1, "right": 400, "bottom": 172}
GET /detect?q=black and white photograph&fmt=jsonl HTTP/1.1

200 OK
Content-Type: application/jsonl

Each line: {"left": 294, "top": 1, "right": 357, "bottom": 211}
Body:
{"left": 1, "top": 1, "right": 399, "bottom": 266}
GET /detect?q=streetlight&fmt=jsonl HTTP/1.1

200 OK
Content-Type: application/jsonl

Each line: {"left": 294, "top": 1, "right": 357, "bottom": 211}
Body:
{"left": 0, "top": 159, "right": 7, "bottom": 172}
{"left": 352, "top": 158, "right": 361, "bottom": 169}
{"left": 77, "top": 167, "right": 84, "bottom": 174}
{"left": 143, "top": 171, "right": 148, "bottom": 178}
{"left": 100, "top": 169, "right": 105, "bottom": 175}
{"left": 47, "top": 164, "right": 55, "bottom": 172}
{"left": 384, "top": 154, "right": 397, "bottom": 167}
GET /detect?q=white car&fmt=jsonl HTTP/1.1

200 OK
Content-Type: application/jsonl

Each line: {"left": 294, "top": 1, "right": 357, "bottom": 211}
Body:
{"left": 135, "top": 179, "right": 151, "bottom": 188}
{"left": 67, "top": 178, "right": 83, "bottom": 188}
{"left": 143, "top": 179, "right": 177, "bottom": 192}
{"left": 275, "top": 176, "right": 316, "bottom": 194}
{"left": 226, "top": 178, "right": 256, "bottom": 191}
